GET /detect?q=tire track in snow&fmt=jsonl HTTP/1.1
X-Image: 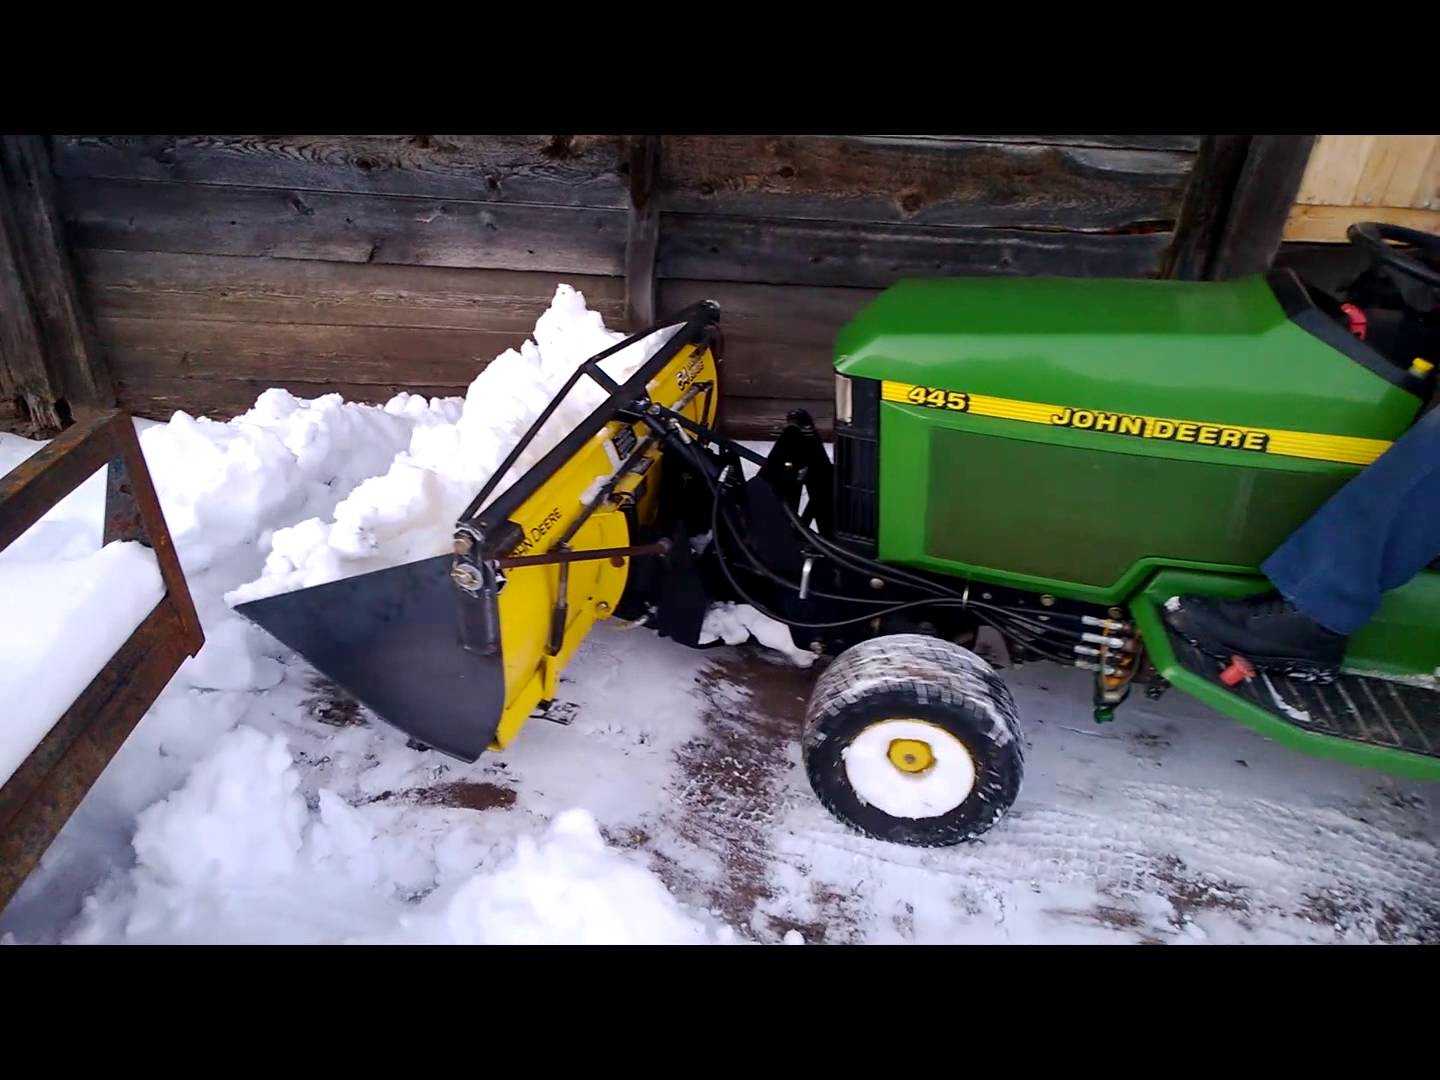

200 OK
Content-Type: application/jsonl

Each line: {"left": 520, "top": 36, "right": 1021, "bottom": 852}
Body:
{"left": 765, "top": 777, "right": 1439, "bottom": 942}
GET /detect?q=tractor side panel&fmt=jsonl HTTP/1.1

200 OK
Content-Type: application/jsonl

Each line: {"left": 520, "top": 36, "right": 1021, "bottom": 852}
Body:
{"left": 1347, "top": 569, "right": 1440, "bottom": 678}
{"left": 877, "top": 405, "right": 1356, "bottom": 603}
{"left": 843, "top": 270, "right": 1426, "bottom": 604}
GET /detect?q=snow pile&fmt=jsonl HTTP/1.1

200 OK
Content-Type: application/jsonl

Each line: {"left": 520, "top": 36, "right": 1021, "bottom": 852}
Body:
{"left": 0, "top": 541, "right": 164, "bottom": 787}
{"left": 67, "top": 726, "right": 734, "bottom": 945}
{"left": 699, "top": 602, "right": 816, "bottom": 668}
{"left": 0, "top": 432, "right": 112, "bottom": 562}
{"left": 119, "top": 390, "right": 459, "bottom": 693}
{"left": 378, "top": 808, "right": 736, "bottom": 945}
{"left": 228, "top": 286, "right": 676, "bottom": 605}
{"left": 0, "top": 284, "right": 806, "bottom": 946}
{"left": 120, "top": 726, "right": 307, "bottom": 937}
{"left": 139, "top": 388, "right": 456, "bottom": 576}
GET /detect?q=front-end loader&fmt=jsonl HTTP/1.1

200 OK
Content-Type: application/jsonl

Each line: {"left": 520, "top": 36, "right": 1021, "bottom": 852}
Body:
{"left": 236, "top": 222, "right": 1440, "bottom": 847}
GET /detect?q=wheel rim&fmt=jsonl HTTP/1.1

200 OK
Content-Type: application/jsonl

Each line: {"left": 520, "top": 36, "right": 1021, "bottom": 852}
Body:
{"left": 842, "top": 719, "right": 976, "bottom": 819}
{"left": 887, "top": 738, "right": 935, "bottom": 773}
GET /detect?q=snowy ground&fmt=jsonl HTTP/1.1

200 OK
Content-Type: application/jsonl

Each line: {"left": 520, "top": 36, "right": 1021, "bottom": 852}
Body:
{"left": 2, "top": 289, "right": 1437, "bottom": 945}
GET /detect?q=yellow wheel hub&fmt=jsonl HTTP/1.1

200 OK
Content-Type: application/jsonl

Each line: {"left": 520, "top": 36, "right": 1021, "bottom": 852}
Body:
{"left": 887, "top": 737, "right": 935, "bottom": 774}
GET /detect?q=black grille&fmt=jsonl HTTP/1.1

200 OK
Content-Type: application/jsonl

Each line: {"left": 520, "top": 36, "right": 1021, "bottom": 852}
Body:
{"left": 834, "top": 377, "right": 879, "bottom": 553}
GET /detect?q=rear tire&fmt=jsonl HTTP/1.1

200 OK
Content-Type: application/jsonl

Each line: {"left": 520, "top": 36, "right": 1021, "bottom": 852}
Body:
{"left": 801, "top": 633, "right": 1024, "bottom": 847}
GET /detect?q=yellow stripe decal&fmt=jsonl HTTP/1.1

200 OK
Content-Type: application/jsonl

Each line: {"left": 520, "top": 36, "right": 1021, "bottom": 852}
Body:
{"left": 880, "top": 381, "right": 1392, "bottom": 467}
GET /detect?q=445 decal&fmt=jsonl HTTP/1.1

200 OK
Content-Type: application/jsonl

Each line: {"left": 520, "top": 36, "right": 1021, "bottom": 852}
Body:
{"left": 904, "top": 385, "right": 971, "bottom": 412}
{"left": 879, "top": 378, "right": 1393, "bottom": 466}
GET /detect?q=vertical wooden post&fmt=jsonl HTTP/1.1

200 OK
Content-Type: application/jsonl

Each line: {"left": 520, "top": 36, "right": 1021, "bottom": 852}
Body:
{"left": 1209, "top": 135, "right": 1316, "bottom": 280}
{"left": 0, "top": 175, "right": 65, "bottom": 429}
{"left": 1161, "top": 135, "right": 1252, "bottom": 280}
{"left": 1163, "top": 135, "right": 1316, "bottom": 281}
{"left": 624, "top": 134, "right": 661, "bottom": 330}
{"left": 0, "top": 135, "right": 114, "bottom": 432}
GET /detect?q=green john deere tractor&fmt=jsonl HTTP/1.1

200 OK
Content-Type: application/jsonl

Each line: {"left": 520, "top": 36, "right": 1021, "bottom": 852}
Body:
{"left": 237, "top": 222, "right": 1440, "bottom": 848}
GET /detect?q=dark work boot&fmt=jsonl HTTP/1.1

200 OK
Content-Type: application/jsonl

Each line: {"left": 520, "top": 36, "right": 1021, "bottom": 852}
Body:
{"left": 1162, "top": 593, "right": 1348, "bottom": 679}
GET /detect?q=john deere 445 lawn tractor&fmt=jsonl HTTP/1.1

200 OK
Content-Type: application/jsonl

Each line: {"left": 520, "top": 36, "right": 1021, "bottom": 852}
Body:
{"left": 237, "top": 222, "right": 1440, "bottom": 847}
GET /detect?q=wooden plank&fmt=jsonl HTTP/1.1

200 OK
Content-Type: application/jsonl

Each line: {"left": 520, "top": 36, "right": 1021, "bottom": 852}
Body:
{"left": 1294, "top": 135, "right": 1376, "bottom": 207}
{"left": 59, "top": 176, "right": 628, "bottom": 275}
{"left": 661, "top": 279, "right": 876, "bottom": 399}
{"left": 0, "top": 137, "right": 115, "bottom": 412}
{"left": 51, "top": 137, "right": 1200, "bottom": 211}
{"left": 53, "top": 135, "right": 629, "bottom": 208}
{"left": 662, "top": 279, "right": 878, "bottom": 341}
{"left": 116, "top": 375, "right": 466, "bottom": 421}
{"left": 1210, "top": 135, "right": 1316, "bottom": 279}
{"left": 659, "top": 135, "right": 1194, "bottom": 230}
{"left": 1160, "top": 135, "right": 1252, "bottom": 279}
{"left": 103, "top": 292, "right": 853, "bottom": 406}
{"left": 1282, "top": 204, "right": 1440, "bottom": 243}
{"left": 1352, "top": 136, "right": 1438, "bottom": 209}
{"left": 721, "top": 397, "right": 833, "bottom": 440}
{"left": 0, "top": 185, "right": 65, "bottom": 429}
{"left": 76, "top": 250, "right": 625, "bottom": 331}
{"left": 864, "top": 135, "right": 1201, "bottom": 152}
{"left": 1416, "top": 141, "right": 1440, "bottom": 210}
{"left": 97, "top": 316, "right": 523, "bottom": 388}
{"left": 106, "top": 277, "right": 863, "bottom": 432}
{"left": 659, "top": 213, "right": 1171, "bottom": 288}
{"left": 624, "top": 135, "right": 660, "bottom": 329}
{"left": 118, "top": 371, "right": 822, "bottom": 440}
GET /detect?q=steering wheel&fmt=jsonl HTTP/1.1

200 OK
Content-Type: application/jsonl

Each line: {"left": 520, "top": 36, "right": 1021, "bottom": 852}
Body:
{"left": 1346, "top": 222, "right": 1440, "bottom": 290}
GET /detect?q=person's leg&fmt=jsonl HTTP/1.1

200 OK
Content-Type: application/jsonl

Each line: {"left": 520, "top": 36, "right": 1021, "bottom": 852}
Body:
{"left": 1262, "top": 404, "right": 1440, "bottom": 635}
{"left": 1165, "top": 406, "right": 1440, "bottom": 670}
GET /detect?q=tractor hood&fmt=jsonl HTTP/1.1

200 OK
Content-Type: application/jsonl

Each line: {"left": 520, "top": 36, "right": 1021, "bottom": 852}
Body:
{"left": 834, "top": 272, "right": 1422, "bottom": 441}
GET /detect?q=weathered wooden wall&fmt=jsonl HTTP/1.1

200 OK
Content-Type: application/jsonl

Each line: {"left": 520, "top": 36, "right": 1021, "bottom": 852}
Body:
{"left": 1284, "top": 135, "right": 1439, "bottom": 243}
{"left": 39, "top": 134, "right": 1212, "bottom": 436}
{"left": 0, "top": 136, "right": 114, "bottom": 431}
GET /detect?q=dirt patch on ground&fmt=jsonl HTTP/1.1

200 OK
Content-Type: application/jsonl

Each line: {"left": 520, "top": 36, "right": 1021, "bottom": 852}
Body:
{"left": 779, "top": 880, "right": 869, "bottom": 945}
{"left": 1089, "top": 904, "right": 1166, "bottom": 944}
{"left": 604, "top": 824, "right": 651, "bottom": 850}
{"left": 891, "top": 900, "right": 916, "bottom": 939}
{"left": 1377, "top": 787, "right": 1427, "bottom": 812}
{"left": 622, "top": 648, "right": 830, "bottom": 941}
{"left": 302, "top": 675, "right": 369, "bottom": 728}
{"left": 1149, "top": 854, "right": 1252, "bottom": 931}
{"left": 1042, "top": 900, "right": 1165, "bottom": 943}
{"left": 362, "top": 781, "right": 517, "bottom": 813}
{"left": 1299, "top": 885, "right": 1440, "bottom": 944}
{"left": 415, "top": 781, "right": 518, "bottom": 812}
{"left": 1129, "top": 729, "right": 1173, "bottom": 753}
{"left": 1089, "top": 904, "right": 1144, "bottom": 931}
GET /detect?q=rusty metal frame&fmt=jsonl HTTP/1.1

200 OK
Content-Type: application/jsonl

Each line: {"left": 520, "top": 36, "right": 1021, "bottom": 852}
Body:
{"left": 0, "top": 409, "right": 203, "bottom": 911}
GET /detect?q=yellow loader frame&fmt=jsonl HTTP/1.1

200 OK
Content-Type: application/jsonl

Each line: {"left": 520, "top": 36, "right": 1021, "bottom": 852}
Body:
{"left": 487, "top": 338, "right": 719, "bottom": 748}
{"left": 234, "top": 301, "right": 725, "bottom": 764}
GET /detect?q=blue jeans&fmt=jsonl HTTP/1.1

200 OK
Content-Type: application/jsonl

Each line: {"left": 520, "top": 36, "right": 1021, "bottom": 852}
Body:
{"left": 1263, "top": 405, "right": 1440, "bottom": 636}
